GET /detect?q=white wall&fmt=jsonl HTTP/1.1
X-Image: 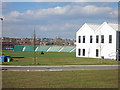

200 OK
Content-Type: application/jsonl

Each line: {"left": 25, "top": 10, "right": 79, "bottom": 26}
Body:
{"left": 76, "top": 22, "right": 117, "bottom": 60}
{"left": 76, "top": 23, "right": 97, "bottom": 58}
{"left": 95, "top": 22, "right": 116, "bottom": 59}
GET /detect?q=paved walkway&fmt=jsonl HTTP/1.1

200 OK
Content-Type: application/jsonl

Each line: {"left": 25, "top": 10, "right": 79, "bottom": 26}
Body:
{"left": 1, "top": 65, "right": 119, "bottom": 71}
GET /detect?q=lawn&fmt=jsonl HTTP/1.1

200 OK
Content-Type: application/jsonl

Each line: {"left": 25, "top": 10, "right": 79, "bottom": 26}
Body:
{"left": 2, "top": 70, "right": 118, "bottom": 88}
{"left": 2, "top": 50, "right": 118, "bottom": 65}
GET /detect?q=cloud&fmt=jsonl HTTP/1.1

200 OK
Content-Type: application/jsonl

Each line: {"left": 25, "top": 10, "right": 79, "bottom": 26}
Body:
{"left": 37, "top": 23, "right": 79, "bottom": 31}
{"left": 4, "top": 5, "right": 118, "bottom": 23}
{"left": 109, "top": 10, "right": 118, "bottom": 18}
{"left": 3, "top": 3, "right": 118, "bottom": 39}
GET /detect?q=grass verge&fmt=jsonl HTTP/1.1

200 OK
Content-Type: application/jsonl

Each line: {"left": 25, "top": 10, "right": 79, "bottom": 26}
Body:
{"left": 2, "top": 70, "right": 118, "bottom": 88}
{"left": 2, "top": 51, "right": 118, "bottom": 65}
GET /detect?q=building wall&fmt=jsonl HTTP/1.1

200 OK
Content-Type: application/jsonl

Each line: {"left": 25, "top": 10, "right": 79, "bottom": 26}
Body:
{"left": 76, "top": 22, "right": 117, "bottom": 60}
{"left": 76, "top": 24, "right": 97, "bottom": 58}
{"left": 95, "top": 23, "right": 116, "bottom": 59}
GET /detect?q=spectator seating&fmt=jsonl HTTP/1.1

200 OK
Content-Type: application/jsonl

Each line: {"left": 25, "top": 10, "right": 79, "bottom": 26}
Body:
{"left": 48, "top": 46, "right": 63, "bottom": 52}
{"left": 24, "top": 46, "right": 37, "bottom": 51}
{"left": 36, "top": 46, "right": 50, "bottom": 51}
{"left": 14, "top": 45, "right": 24, "bottom": 51}
{"left": 60, "top": 46, "right": 75, "bottom": 52}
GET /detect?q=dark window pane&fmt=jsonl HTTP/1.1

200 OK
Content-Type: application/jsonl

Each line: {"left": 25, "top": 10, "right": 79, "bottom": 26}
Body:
{"left": 101, "top": 35, "right": 104, "bottom": 43}
{"left": 83, "top": 36, "right": 85, "bottom": 43}
{"left": 90, "top": 36, "right": 92, "bottom": 43}
{"left": 78, "top": 36, "right": 81, "bottom": 43}
{"left": 78, "top": 49, "right": 81, "bottom": 56}
{"left": 83, "top": 49, "right": 85, "bottom": 56}
{"left": 109, "top": 35, "right": 112, "bottom": 43}
{"left": 96, "top": 49, "right": 99, "bottom": 57}
{"left": 96, "top": 35, "right": 99, "bottom": 43}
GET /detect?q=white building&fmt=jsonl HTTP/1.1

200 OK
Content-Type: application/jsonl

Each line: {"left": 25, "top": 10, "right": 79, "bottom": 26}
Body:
{"left": 76, "top": 22, "right": 120, "bottom": 60}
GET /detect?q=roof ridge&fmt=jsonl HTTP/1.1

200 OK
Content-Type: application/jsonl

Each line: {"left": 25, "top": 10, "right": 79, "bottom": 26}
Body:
{"left": 107, "top": 22, "right": 118, "bottom": 24}
{"left": 87, "top": 23, "right": 100, "bottom": 25}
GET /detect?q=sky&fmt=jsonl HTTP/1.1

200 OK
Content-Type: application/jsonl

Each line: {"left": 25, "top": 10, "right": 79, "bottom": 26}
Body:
{"left": 1, "top": 2, "right": 118, "bottom": 39}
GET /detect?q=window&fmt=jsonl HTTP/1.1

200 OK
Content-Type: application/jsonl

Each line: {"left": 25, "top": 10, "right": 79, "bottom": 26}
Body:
{"left": 90, "top": 35, "right": 93, "bottom": 43}
{"left": 101, "top": 35, "right": 104, "bottom": 43}
{"left": 83, "top": 49, "right": 85, "bottom": 56}
{"left": 109, "top": 35, "right": 112, "bottom": 43}
{"left": 96, "top": 35, "right": 99, "bottom": 43}
{"left": 96, "top": 49, "right": 99, "bottom": 57}
{"left": 78, "top": 49, "right": 81, "bottom": 56}
{"left": 83, "top": 36, "right": 85, "bottom": 43}
{"left": 78, "top": 36, "right": 81, "bottom": 43}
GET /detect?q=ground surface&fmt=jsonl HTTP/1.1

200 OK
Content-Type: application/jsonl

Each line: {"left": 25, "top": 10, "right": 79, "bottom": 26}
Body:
{"left": 2, "top": 70, "right": 118, "bottom": 88}
{"left": 2, "top": 65, "right": 118, "bottom": 71}
{"left": 2, "top": 51, "right": 118, "bottom": 65}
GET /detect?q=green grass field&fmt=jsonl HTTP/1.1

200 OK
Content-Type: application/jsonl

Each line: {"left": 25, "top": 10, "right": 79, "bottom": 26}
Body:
{"left": 2, "top": 50, "right": 118, "bottom": 65}
{"left": 2, "top": 70, "right": 118, "bottom": 88}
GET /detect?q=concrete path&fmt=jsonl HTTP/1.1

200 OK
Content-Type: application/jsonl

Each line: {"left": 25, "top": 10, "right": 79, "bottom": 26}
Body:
{"left": 1, "top": 65, "right": 119, "bottom": 71}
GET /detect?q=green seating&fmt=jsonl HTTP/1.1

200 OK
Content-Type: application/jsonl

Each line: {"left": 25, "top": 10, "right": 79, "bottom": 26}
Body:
{"left": 60, "top": 46, "right": 75, "bottom": 52}
{"left": 48, "top": 46, "right": 63, "bottom": 52}
{"left": 24, "top": 46, "right": 37, "bottom": 51}
{"left": 14, "top": 45, "right": 24, "bottom": 51}
{"left": 36, "top": 46, "right": 50, "bottom": 51}
{"left": 14, "top": 45, "right": 76, "bottom": 52}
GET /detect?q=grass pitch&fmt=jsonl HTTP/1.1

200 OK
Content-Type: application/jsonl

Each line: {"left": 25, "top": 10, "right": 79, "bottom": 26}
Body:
{"left": 2, "top": 50, "right": 118, "bottom": 65}
{"left": 2, "top": 70, "right": 118, "bottom": 88}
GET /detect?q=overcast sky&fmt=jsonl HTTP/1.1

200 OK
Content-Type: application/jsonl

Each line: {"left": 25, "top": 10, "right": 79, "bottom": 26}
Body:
{"left": 2, "top": 2, "right": 118, "bottom": 39}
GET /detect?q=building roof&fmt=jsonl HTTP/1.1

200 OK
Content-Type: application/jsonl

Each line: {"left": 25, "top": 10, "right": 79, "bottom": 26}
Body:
{"left": 88, "top": 22, "right": 119, "bottom": 31}
{"left": 107, "top": 22, "right": 118, "bottom": 31}
{"left": 77, "top": 22, "right": 119, "bottom": 34}
{"left": 87, "top": 24, "right": 100, "bottom": 30}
